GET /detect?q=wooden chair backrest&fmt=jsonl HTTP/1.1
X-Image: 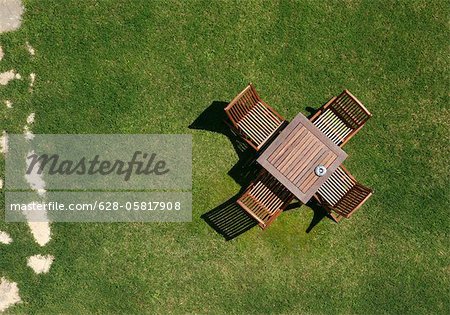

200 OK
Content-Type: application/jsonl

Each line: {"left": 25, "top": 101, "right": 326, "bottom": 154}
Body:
{"left": 224, "top": 84, "right": 261, "bottom": 127}
{"left": 311, "top": 90, "right": 372, "bottom": 146}
{"left": 330, "top": 90, "right": 372, "bottom": 130}
{"left": 224, "top": 83, "right": 285, "bottom": 150}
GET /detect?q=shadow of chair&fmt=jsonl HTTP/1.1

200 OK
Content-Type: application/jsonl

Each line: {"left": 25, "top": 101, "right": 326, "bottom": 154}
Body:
{"left": 189, "top": 101, "right": 250, "bottom": 159}
{"left": 305, "top": 200, "right": 329, "bottom": 233}
{"left": 284, "top": 199, "right": 328, "bottom": 233}
{"left": 189, "top": 101, "right": 262, "bottom": 187}
{"left": 305, "top": 106, "right": 316, "bottom": 119}
{"left": 201, "top": 194, "right": 258, "bottom": 241}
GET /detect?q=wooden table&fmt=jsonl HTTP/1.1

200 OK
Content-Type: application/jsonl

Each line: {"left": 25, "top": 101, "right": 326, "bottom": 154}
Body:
{"left": 257, "top": 113, "right": 348, "bottom": 203}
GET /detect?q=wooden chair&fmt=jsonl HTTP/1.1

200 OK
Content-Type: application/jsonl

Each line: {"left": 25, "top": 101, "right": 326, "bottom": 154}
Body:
{"left": 310, "top": 90, "right": 372, "bottom": 146}
{"left": 315, "top": 166, "right": 372, "bottom": 222}
{"left": 237, "top": 170, "right": 294, "bottom": 229}
{"left": 225, "top": 83, "right": 286, "bottom": 151}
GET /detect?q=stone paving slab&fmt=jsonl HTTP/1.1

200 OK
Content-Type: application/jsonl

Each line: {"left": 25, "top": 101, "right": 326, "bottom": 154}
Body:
{"left": 0, "top": 0, "right": 24, "bottom": 33}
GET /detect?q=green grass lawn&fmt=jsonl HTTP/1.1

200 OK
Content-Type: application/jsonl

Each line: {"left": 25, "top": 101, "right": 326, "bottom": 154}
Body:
{"left": 1, "top": 0, "right": 449, "bottom": 313}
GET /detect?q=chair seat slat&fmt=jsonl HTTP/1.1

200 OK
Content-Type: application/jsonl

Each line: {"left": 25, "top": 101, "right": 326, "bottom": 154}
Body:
{"left": 237, "top": 171, "right": 294, "bottom": 229}
{"left": 225, "top": 84, "right": 285, "bottom": 150}
{"left": 316, "top": 166, "right": 372, "bottom": 221}
{"left": 310, "top": 90, "right": 372, "bottom": 147}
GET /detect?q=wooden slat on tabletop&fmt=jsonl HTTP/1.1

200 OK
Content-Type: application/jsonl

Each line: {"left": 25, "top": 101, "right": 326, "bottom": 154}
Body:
{"left": 257, "top": 113, "right": 348, "bottom": 203}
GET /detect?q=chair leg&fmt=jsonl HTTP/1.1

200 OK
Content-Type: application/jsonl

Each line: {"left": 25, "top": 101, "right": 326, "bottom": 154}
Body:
{"left": 328, "top": 211, "right": 343, "bottom": 223}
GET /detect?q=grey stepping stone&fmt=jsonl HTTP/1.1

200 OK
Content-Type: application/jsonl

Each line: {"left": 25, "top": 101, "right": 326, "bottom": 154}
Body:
{"left": 0, "top": 0, "right": 24, "bottom": 33}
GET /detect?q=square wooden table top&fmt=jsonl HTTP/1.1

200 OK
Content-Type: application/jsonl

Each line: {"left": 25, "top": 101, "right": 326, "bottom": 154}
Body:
{"left": 257, "top": 113, "right": 348, "bottom": 203}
